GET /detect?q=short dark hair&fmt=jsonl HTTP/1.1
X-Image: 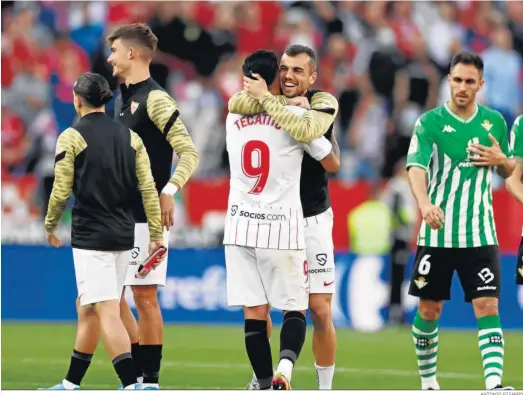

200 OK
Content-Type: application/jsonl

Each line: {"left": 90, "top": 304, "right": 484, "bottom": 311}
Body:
{"left": 74, "top": 72, "right": 114, "bottom": 108}
{"left": 284, "top": 44, "right": 317, "bottom": 72}
{"left": 450, "top": 51, "right": 484, "bottom": 73}
{"left": 106, "top": 23, "right": 158, "bottom": 53}
{"left": 242, "top": 49, "right": 279, "bottom": 86}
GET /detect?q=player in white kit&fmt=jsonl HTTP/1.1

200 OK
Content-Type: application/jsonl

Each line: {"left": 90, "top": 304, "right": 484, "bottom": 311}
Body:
{"left": 224, "top": 50, "right": 339, "bottom": 390}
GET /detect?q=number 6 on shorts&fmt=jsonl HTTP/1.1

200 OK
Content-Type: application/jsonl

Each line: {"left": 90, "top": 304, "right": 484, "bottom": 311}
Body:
{"left": 418, "top": 254, "right": 431, "bottom": 275}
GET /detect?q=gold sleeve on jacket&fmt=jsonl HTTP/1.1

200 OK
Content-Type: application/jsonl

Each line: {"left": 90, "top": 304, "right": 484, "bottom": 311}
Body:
{"left": 130, "top": 131, "right": 163, "bottom": 241}
{"left": 228, "top": 91, "right": 287, "bottom": 114}
{"left": 258, "top": 91, "right": 339, "bottom": 143}
{"left": 44, "top": 128, "right": 86, "bottom": 232}
{"left": 147, "top": 90, "right": 199, "bottom": 190}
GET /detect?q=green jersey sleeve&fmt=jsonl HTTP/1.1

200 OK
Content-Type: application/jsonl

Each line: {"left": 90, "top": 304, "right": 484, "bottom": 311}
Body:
{"left": 406, "top": 116, "right": 433, "bottom": 171}
{"left": 497, "top": 117, "right": 513, "bottom": 158}
{"left": 510, "top": 115, "right": 523, "bottom": 158}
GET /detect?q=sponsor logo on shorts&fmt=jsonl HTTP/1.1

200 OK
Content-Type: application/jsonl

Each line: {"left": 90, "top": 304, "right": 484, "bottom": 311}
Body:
{"left": 324, "top": 280, "right": 334, "bottom": 286}
{"left": 237, "top": 210, "right": 287, "bottom": 221}
{"left": 130, "top": 247, "right": 140, "bottom": 266}
{"left": 231, "top": 205, "right": 238, "bottom": 216}
{"left": 477, "top": 285, "right": 497, "bottom": 291}
{"left": 414, "top": 276, "right": 427, "bottom": 289}
{"left": 316, "top": 253, "right": 327, "bottom": 266}
{"left": 309, "top": 268, "right": 333, "bottom": 274}
{"left": 131, "top": 247, "right": 140, "bottom": 259}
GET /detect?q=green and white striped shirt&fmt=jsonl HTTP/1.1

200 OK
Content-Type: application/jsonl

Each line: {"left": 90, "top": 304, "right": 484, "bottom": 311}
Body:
{"left": 406, "top": 103, "right": 512, "bottom": 248}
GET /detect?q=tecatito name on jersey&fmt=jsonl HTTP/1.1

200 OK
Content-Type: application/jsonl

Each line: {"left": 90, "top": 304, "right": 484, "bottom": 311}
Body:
{"left": 224, "top": 106, "right": 332, "bottom": 250}
{"left": 407, "top": 103, "right": 513, "bottom": 248}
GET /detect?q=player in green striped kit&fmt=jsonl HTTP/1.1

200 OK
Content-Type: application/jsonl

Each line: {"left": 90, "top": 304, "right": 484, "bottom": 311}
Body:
{"left": 505, "top": 114, "right": 523, "bottom": 286}
{"left": 406, "top": 52, "right": 516, "bottom": 391}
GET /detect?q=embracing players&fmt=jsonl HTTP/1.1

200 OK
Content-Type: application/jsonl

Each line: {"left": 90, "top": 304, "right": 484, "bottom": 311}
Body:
{"left": 228, "top": 44, "right": 340, "bottom": 390}
{"left": 224, "top": 49, "right": 339, "bottom": 390}
{"left": 406, "top": 51, "right": 515, "bottom": 391}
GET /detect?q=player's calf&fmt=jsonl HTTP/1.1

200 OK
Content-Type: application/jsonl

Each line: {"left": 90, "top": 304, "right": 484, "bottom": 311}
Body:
{"left": 244, "top": 305, "right": 273, "bottom": 390}
{"left": 273, "top": 310, "right": 307, "bottom": 388}
{"left": 132, "top": 285, "right": 163, "bottom": 388}
{"left": 309, "top": 294, "right": 336, "bottom": 390}
{"left": 472, "top": 297, "right": 509, "bottom": 390}
{"left": 94, "top": 300, "right": 138, "bottom": 389}
{"left": 412, "top": 300, "right": 443, "bottom": 390}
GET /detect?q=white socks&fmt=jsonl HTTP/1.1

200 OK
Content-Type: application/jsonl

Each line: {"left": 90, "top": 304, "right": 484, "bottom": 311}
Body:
{"left": 276, "top": 359, "right": 294, "bottom": 382}
{"left": 421, "top": 376, "right": 440, "bottom": 390}
{"left": 314, "top": 363, "right": 335, "bottom": 390}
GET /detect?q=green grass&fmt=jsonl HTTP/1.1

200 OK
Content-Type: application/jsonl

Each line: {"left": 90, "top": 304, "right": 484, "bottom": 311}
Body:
{"left": 2, "top": 323, "right": 523, "bottom": 390}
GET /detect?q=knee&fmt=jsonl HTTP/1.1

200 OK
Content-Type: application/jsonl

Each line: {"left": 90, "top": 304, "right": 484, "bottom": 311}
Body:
{"left": 418, "top": 300, "right": 442, "bottom": 321}
{"left": 473, "top": 297, "right": 499, "bottom": 317}
{"left": 309, "top": 296, "right": 333, "bottom": 330}
{"left": 132, "top": 286, "right": 160, "bottom": 313}
{"left": 244, "top": 305, "right": 270, "bottom": 320}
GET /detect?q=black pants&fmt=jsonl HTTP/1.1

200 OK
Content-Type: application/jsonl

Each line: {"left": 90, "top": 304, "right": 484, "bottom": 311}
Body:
{"left": 389, "top": 239, "right": 410, "bottom": 324}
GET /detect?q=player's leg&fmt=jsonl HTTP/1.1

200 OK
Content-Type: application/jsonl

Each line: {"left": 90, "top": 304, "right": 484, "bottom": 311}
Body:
{"left": 45, "top": 297, "right": 100, "bottom": 390}
{"left": 304, "top": 212, "right": 336, "bottom": 390}
{"left": 516, "top": 237, "right": 523, "bottom": 285}
{"left": 389, "top": 240, "right": 409, "bottom": 325}
{"left": 125, "top": 223, "right": 169, "bottom": 389}
{"left": 225, "top": 246, "right": 274, "bottom": 390}
{"left": 244, "top": 308, "right": 274, "bottom": 390}
{"left": 43, "top": 249, "right": 103, "bottom": 390}
{"left": 457, "top": 246, "right": 513, "bottom": 390}
{"left": 408, "top": 247, "right": 454, "bottom": 390}
{"left": 258, "top": 248, "right": 309, "bottom": 389}
{"left": 80, "top": 249, "right": 139, "bottom": 389}
{"left": 120, "top": 292, "right": 143, "bottom": 383}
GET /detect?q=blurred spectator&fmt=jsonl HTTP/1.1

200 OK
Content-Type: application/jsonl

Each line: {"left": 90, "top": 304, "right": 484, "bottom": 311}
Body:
{"left": 347, "top": 75, "right": 388, "bottom": 182}
{"left": 425, "top": 2, "right": 464, "bottom": 75}
{"left": 3, "top": 62, "right": 51, "bottom": 128}
{"left": 1, "top": 107, "right": 27, "bottom": 175}
{"left": 482, "top": 24, "right": 523, "bottom": 126}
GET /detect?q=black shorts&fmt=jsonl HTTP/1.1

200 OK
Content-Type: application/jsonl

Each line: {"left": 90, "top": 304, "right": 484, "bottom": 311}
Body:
{"left": 408, "top": 245, "right": 500, "bottom": 302}
{"left": 517, "top": 238, "right": 523, "bottom": 285}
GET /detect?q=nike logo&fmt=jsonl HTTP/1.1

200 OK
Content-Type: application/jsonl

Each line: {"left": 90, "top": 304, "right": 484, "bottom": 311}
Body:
{"left": 324, "top": 281, "right": 334, "bottom": 286}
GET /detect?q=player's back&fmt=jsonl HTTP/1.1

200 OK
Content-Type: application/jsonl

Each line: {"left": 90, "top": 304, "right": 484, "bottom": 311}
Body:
{"left": 224, "top": 106, "right": 307, "bottom": 250}
{"left": 70, "top": 113, "right": 138, "bottom": 249}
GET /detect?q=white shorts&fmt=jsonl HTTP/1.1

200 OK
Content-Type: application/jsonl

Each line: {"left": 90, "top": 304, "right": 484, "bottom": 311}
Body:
{"left": 73, "top": 248, "right": 131, "bottom": 307}
{"left": 124, "top": 223, "right": 170, "bottom": 287}
{"left": 224, "top": 245, "right": 309, "bottom": 311}
{"left": 305, "top": 208, "right": 335, "bottom": 294}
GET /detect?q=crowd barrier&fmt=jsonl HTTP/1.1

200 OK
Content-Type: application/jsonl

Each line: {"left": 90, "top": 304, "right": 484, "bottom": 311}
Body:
{"left": 2, "top": 245, "right": 522, "bottom": 330}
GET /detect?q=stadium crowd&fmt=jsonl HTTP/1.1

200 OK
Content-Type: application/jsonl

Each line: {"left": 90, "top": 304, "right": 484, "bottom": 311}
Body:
{"left": 2, "top": 0, "right": 523, "bottom": 222}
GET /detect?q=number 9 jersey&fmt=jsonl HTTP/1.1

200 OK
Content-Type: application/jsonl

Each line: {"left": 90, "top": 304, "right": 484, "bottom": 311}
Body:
{"left": 224, "top": 106, "right": 333, "bottom": 250}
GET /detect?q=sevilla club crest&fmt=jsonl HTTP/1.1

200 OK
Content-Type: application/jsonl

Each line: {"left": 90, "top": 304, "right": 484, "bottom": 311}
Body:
{"left": 131, "top": 101, "right": 139, "bottom": 114}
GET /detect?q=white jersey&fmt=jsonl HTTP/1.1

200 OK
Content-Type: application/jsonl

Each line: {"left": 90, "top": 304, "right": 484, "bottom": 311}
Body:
{"left": 224, "top": 106, "right": 332, "bottom": 250}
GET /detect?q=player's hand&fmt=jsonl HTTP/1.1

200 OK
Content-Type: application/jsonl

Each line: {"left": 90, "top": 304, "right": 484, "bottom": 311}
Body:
{"left": 243, "top": 73, "right": 269, "bottom": 100}
{"left": 46, "top": 231, "right": 63, "bottom": 247}
{"left": 420, "top": 203, "right": 445, "bottom": 230}
{"left": 467, "top": 134, "right": 508, "bottom": 167}
{"left": 287, "top": 96, "right": 310, "bottom": 109}
{"left": 160, "top": 193, "right": 175, "bottom": 231}
{"left": 147, "top": 240, "right": 167, "bottom": 268}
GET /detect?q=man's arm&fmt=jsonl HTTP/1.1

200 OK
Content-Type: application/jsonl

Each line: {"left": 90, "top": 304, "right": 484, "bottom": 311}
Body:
{"left": 130, "top": 130, "right": 163, "bottom": 241}
{"left": 44, "top": 128, "right": 85, "bottom": 233}
{"left": 321, "top": 132, "right": 341, "bottom": 172}
{"left": 406, "top": 116, "right": 444, "bottom": 229}
{"left": 147, "top": 90, "right": 199, "bottom": 193}
{"left": 303, "top": 135, "right": 339, "bottom": 172}
{"left": 259, "top": 91, "right": 339, "bottom": 143}
{"left": 228, "top": 91, "right": 287, "bottom": 115}
{"left": 506, "top": 158, "right": 523, "bottom": 205}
